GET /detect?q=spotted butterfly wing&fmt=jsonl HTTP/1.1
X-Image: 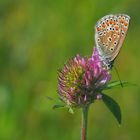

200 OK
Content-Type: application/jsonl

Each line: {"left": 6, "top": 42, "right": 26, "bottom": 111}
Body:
{"left": 95, "top": 14, "right": 130, "bottom": 69}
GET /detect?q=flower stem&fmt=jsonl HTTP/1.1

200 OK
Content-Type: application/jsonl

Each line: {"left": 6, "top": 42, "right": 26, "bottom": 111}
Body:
{"left": 81, "top": 105, "right": 89, "bottom": 140}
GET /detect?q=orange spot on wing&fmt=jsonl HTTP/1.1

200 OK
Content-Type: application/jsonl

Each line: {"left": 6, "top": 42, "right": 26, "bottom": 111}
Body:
{"left": 97, "top": 27, "right": 102, "bottom": 31}
{"left": 113, "top": 21, "right": 116, "bottom": 25}
{"left": 106, "top": 22, "right": 109, "bottom": 26}
{"left": 118, "top": 32, "right": 120, "bottom": 35}
{"left": 109, "top": 20, "right": 113, "bottom": 24}
{"left": 120, "top": 19, "right": 125, "bottom": 24}
{"left": 115, "top": 25, "right": 119, "bottom": 30}
{"left": 124, "top": 22, "right": 128, "bottom": 26}
{"left": 102, "top": 24, "right": 106, "bottom": 28}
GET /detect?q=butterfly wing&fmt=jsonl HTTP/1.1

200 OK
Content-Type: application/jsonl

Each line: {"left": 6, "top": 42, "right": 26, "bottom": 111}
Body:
{"left": 95, "top": 14, "right": 130, "bottom": 62}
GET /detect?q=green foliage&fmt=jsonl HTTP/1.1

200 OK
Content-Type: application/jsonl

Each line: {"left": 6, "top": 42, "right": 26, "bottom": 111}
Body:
{"left": 102, "top": 93, "right": 121, "bottom": 125}
{"left": 105, "top": 81, "right": 128, "bottom": 90}
{"left": 104, "top": 81, "right": 137, "bottom": 90}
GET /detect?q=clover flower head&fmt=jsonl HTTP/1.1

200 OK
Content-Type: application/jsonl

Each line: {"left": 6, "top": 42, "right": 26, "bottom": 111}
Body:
{"left": 58, "top": 49, "right": 111, "bottom": 107}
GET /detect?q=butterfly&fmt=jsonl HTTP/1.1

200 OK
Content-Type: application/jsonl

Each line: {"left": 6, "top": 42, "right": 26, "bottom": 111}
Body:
{"left": 95, "top": 14, "right": 130, "bottom": 69}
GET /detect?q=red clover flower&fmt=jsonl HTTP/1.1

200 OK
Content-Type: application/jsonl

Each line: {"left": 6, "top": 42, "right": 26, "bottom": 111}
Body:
{"left": 58, "top": 48, "right": 111, "bottom": 108}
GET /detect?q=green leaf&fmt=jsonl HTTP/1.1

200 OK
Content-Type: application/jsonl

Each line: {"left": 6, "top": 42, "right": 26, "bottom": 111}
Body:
{"left": 104, "top": 81, "right": 136, "bottom": 90}
{"left": 102, "top": 93, "right": 121, "bottom": 125}
{"left": 52, "top": 104, "right": 65, "bottom": 109}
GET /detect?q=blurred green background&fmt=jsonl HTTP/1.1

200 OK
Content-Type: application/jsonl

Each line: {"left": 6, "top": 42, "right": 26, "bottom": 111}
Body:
{"left": 0, "top": 0, "right": 140, "bottom": 140}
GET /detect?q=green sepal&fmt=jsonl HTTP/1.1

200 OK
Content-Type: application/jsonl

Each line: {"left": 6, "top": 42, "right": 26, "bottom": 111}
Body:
{"left": 52, "top": 104, "right": 65, "bottom": 109}
{"left": 52, "top": 103, "right": 74, "bottom": 114}
{"left": 68, "top": 107, "right": 74, "bottom": 114}
{"left": 102, "top": 93, "right": 121, "bottom": 125}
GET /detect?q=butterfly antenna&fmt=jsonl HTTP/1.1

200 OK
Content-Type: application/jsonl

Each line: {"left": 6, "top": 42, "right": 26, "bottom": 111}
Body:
{"left": 114, "top": 65, "right": 123, "bottom": 87}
